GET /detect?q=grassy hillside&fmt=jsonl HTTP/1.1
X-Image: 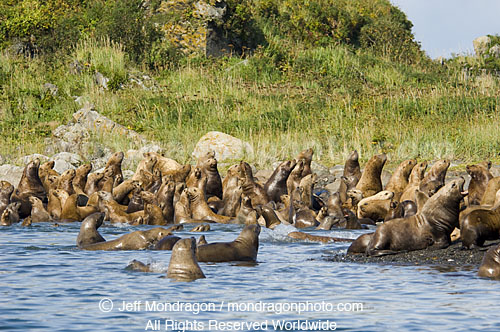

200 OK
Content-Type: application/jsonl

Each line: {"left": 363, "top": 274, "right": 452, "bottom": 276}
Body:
{"left": 1, "top": 0, "right": 499, "bottom": 167}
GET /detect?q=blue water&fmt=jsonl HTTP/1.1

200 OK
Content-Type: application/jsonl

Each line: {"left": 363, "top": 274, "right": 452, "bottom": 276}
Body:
{"left": 1, "top": 222, "right": 499, "bottom": 332}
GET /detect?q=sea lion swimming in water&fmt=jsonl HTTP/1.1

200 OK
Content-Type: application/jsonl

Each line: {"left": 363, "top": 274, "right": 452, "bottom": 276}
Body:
{"left": 167, "top": 237, "right": 206, "bottom": 281}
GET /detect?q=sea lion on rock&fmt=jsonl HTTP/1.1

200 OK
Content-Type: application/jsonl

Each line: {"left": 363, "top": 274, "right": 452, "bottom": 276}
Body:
{"left": 357, "top": 191, "right": 394, "bottom": 221}
{"left": 57, "top": 169, "right": 76, "bottom": 196}
{"left": 400, "top": 161, "right": 428, "bottom": 203}
{"left": 0, "top": 202, "right": 21, "bottom": 226}
{"left": 190, "top": 224, "right": 210, "bottom": 232}
{"left": 265, "top": 160, "right": 296, "bottom": 203}
{"left": 155, "top": 235, "right": 181, "bottom": 250}
{"left": 186, "top": 187, "right": 232, "bottom": 223}
{"left": 196, "top": 152, "right": 223, "bottom": 200}
{"left": 347, "top": 233, "right": 374, "bottom": 254}
{"left": 460, "top": 198, "right": 500, "bottom": 249}
{"left": 28, "top": 196, "right": 51, "bottom": 223}
{"left": 196, "top": 224, "right": 260, "bottom": 262}
{"left": 343, "top": 150, "right": 362, "bottom": 183}
{"left": 81, "top": 227, "right": 171, "bottom": 250}
{"left": 480, "top": 177, "right": 500, "bottom": 206}
{"left": 478, "top": 244, "right": 500, "bottom": 279}
{"left": 260, "top": 205, "right": 283, "bottom": 229}
{"left": 385, "top": 159, "right": 416, "bottom": 201}
{"left": 104, "top": 151, "right": 124, "bottom": 183}
{"left": 85, "top": 171, "right": 105, "bottom": 196}
{"left": 73, "top": 164, "right": 92, "bottom": 195}
{"left": 239, "top": 161, "right": 269, "bottom": 207}
{"left": 286, "top": 160, "right": 305, "bottom": 199}
{"left": 296, "top": 148, "right": 313, "bottom": 177}
{"left": 76, "top": 212, "right": 106, "bottom": 248}
{"left": 167, "top": 237, "right": 205, "bottom": 281}
{"left": 356, "top": 154, "right": 387, "bottom": 198}
{"left": 384, "top": 200, "right": 418, "bottom": 222}
{"left": 366, "top": 177, "right": 466, "bottom": 256}
{"left": 0, "top": 181, "right": 14, "bottom": 216}
{"left": 144, "top": 203, "right": 166, "bottom": 225}
{"left": 418, "top": 159, "right": 450, "bottom": 197}
{"left": 466, "top": 163, "right": 493, "bottom": 206}
{"left": 12, "top": 159, "right": 47, "bottom": 218}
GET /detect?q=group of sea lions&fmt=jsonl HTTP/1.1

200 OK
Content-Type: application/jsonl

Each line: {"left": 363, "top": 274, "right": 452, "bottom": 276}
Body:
{"left": 1, "top": 148, "right": 500, "bottom": 279}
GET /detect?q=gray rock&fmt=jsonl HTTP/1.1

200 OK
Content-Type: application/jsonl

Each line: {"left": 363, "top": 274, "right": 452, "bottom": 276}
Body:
{"left": 311, "top": 161, "right": 329, "bottom": 174}
{"left": 0, "top": 164, "right": 24, "bottom": 187}
{"left": 43, "top": 83, "right": 58, "bottom": 97}
{"left": 94, "top": 71, "right": 109, "bottom": 90}
{"left": 473, "top": 36, "right": 491, "bottom": 56}
{"left": 69, "top": 59, "right": 83, "bottom": 75}
{"left": 489, "top": 45, "right": 500, "bottom": 58}
{"left": 50, "top": 152, "right": 84, "bottom": 171}
{"left": 192, "top": 131, "right": 253, "bottom": 162}
{"left": 325, "top": 178, "right": 341, "bottom": 193}
{"left": 16, "top": 154, "right": 49, "bottom": 167}
{"left": 329, "top": 165, "right": 344, "bottom": 178}
{"left": 194, "top": 0, "right": 226, "bottom": 22}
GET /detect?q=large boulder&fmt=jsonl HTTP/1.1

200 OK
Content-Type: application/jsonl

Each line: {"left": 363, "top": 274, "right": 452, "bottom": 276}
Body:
{"left": 0, "top": 165, "right": 24, "bottom": 187}
{"left": 50, "top": 152, "right": 84, "bottom": 173}
{"left": 473, "top": 36, "right": 491, "bottom": 56}
{"left": 192, "top": 131, "right": 253, "bottom": 162}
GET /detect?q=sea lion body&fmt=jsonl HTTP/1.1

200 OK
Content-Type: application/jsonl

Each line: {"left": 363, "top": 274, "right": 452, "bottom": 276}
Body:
{"left": 357, "top": 190, "right": 394, "bottom": 221}
{"left": 466, "top": 163, "right": 493, "bottom": 206}
{"left": 0, "top": 202, "right": 21, "bottom": 226}
{"left": 418, "top": 159, "right": 450, "bottom": 197}
{"left": 343, "top": 150, "right": 362, "bottom": 183}
{"left": 81, "top": 227, "right": 171, "bottom": 250}
{"left": 155, "top": 235, "right": 181, "bottom": 250}
{"left": 385, "top": 159, "right": 416, "bottom": 200}
{"left": 0, "top": 181, "right": 14, "bottom": 216}
{"left": 167, "top": 237, "right": 205, "bottom": 281}
{"left": 76, "top": 212, "right": 106, "bottom": 248}
{"left": 196, "top": 224, "right": 260, "bottom": 262}
{"left": 12, "top": 159, "right": 47, "bottom": 218}
{"left": 29, "top": 196, "right": 51, "bottom": 223}
{"left": 356, "top": 154, "right": 387, "bottom": 198}
{"left": 460, "top": 208, "right": 500, "bottom": 249}
{"left": 265, "top": 160, "right": 296, "bottom": 203}
{"left": 478, "top": 244, "right": 500, "bottom": 279}
{"left": 347, "top": 233, "right": 374, "bottom": 254}
{"left": 187, "top": 187, "right": 232, "bottom": 223}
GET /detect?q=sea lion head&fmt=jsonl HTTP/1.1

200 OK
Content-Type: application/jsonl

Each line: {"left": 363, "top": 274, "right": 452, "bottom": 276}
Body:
{"left": 297, "top": 148, "right": 313, "bottom": 161}
{"left": 97, "top": 190, "right": 114, "bottom": 202}
{"left": 1, "top": 181, "right": 14, "bottom": 197}
{"left": 167, "top": 237, "right": 205, "bottom": 281}
{"left": 237, "top": 224, "right": 261, "bottom": 244}
{"left": 186, "top": 187, "right": 202, "bottom": 202}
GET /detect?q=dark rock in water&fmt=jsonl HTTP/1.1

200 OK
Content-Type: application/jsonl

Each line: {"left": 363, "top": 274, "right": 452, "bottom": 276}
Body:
{"left": 326, "top": 241, "right": 500, "bottom": 268}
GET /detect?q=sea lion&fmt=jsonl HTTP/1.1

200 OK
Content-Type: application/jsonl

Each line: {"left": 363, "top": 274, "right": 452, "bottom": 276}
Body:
{"left": 28, "top": 196, "right": 51, "bottom": 223}
{"left": 190, "top": 224, "right": 210, "bottom": 232}
{"left": 162, "top": 164, "right": 191, "bottom": 183}
{"left": 58, "top": 192, "right": 96, "bottom": 222}
{"left": 167, "top": 237, "right": 205, "bottom": 281}
{"left": 155, "top": 235, "right": 181, "bottom": 250}
{"left": 478, "top": 244, "right": 500, "bottom": 279}
{"left": 481, "top": 177, "right": 500, "bottom": 206}
{"left": 236, "top": 194, "right": 258, "bottom": 225}
{"left": 356, "top": 154, "right": 387, "bottom": 198}
{"left": 76, "top": 212, "right": 106, "bottom": 248}
{"left": 466, "top": 163, "right": 493, "bottom": 206}
{"left": 418, "top": 159, "right": 450, "bottom": 197}
{"left": 198, "top": 235, "right": 208, "bottom": 245}
{"left": 21, "top": 215, "right": 32, "bottom": 227}
{"left": 97, "top": 167, "right": 115, "bottom": 193}
{"left": 365, "top": 178, "right": 466, "bottom": 256}
{"left": 186, "top": 187, "right": 232, "bottom": 223}
{"left": 260, "top": 205, "right": 282, "bottom": 229}
{"left": 112, "top": 179, "right": 140, "bottom": 204}
{"left": 357, "top": 190, "right": 394, "bottom": 221}
{"left": 157, "top": 180, "right": 175, "bottom": 223}
{"left": 85, "top": 171, "right": 105, "bottom": 196}
{"left": 144, "top": 203, "right": 166, "bottom": 225}
{"left": 265, "top": 160, "right": 296, "bottom": 203}
{"left": 174, "top": 189, "right": 212, "bottom": 224}
{"left": 125, "top": 260, "right": 153, "bottom": 273}
{"left": 299, "top": 173, "right": 317, "bottom": 209}
{"left": 334, "top": 209, "right": 365, "bottom": 230}
{"left": 145, "top": 168, "right": 162, "bottom": 193}
{"left": 296, "top": 148, "right": 313, "bottom": 177}
{"left": 57, "top": 169, "right": 76, "bottom": 196}
{"left": 286, "top": 160, "right": 305, "bottom": 198}
{"left": 347, "top": 233, "right": 374, "bottom": 254}
{"left": 239, "top": 161, "right": 269, "bottom": 207}
{"left": 81, "top": 227, "right": 171, "bottom": 250}
{"left": 0, "top": 202, "right": 21, "bottom": 226}
{"left": 384, "top": 200, "right": 418, "bottom": 222}
{"left": 196, "top": 224, "right": 260, "bottom": 262}
{"left": 343, "top": 150, "right": 362, "bottom": 183}
{"left": 197, "top": 152, "right": 223, "bottom": 200}
{"left": 149, "top": 152, "right": 182, "bottom": 175}
{"left": 385, "top": 159, "right": 416, "bottom": 201}
{"left": 126, "top": 186, "right": 144, "bottom": 213}
{"left": 132, "top": 152, "right": 157, "bottom": 181}
{"left": 11, "top": 158, "right": 47, "bottom": 218}
{"left": 460, "top": 198, "right": 500, "bottom": 249}
{"left": 0, "top": 180, "right": 14, "bottom": 216}
{"left": 338, "top": 175, "right": 358, "bottom": 204}
{"left": 288, "top": 231, "right": 354, "bottom": 244}
{"left": 217, "top": 181, "right": 243, "bottom": 217}
{"left": 39, "top": 160, "right": 59, "bottom": 192}
{"left": 73, "top": 164, "right": 92, "bottom": 195}
{"left": 400, "top": 161, "right": 428, "bottom": 202}
{"left": 104, "top": 151, "right": 124, "bottom": 183}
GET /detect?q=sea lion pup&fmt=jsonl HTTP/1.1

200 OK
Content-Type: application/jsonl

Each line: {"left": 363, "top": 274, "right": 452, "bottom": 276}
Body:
{"left": 347, "top": 233, "right": 374, "bottom": 254}
{"left": 39, "top": 160, "right": 58, "bottom": 188}
{"left": 28, "top": 196, "right": 51, "bottom": 223}
{"left": 288, "top": 231, "right": 354, "bottom": 244}
{"left": 167, "top": 237, "right": 206, "bottom": 281}
{"left": 286, "top": 159, "right": 305, "bottom": 198}
{"left": 355, "top": 153, "right": 387, "bottom": 198}
{"left": 478, "top": 244, "right": 500, "bottom": 279}
{"left": 190, "top": 224, "right": 210, "bottom": 232}
{"left": 155, "top": 235, "right": 181, "bottom": 250}
{"left": 466, "top": 163, "right": 493, "bottom": 206}
{"left": 344, "top": 150, "right": 362, "bottom": 183}
{"left": 385, "top": 159, "right": 416, "bottom": 201}
{"left": 265, "top": 160, "right": 296, "bottom": 203}
{"left": 0, "top": 180, "right": 14, "bottom": 216}
{"left": 72, "top": 164, "right": 92, "bottom": 195}
{"left": 11, "top": 158, "right": 47, "bottom": 218}
{"left": 84, "top": 171, "right": 105, "bottom": 196}
{"left": 0, "top": 202, "right": 21, "bottom": 226}
{"left": 198, "top": 235, "right": 208, "bottom": 245}
{"left": 480, "top": 177, "right": 500, "bottom": 206}
{"left": 186, "top": 187, "right": 233, "bottom": 223}
{"left": 196, "top": 151, "right": 222, "bottom": 200}
{"left": 81, "top": 227, "right": 172, "bottom": 251}
{"left": 357, "top": 190, "right": 394, "bottom": 221}
{"left": 365, "top": 178, "right": 466, "bottom": 256}
{"left": 236, "top": 194, "right": 258, "bottom": 225}
{"left": 418, "top": 159, "right": 450, "bottom": 197}
{"left": 239, "top": 161, "right": 269, "bottom": 207}
{"left": 296, "top": 147, "right": 313, "bottom": 177}
{"left": 399, "top": 161, "right": 428, "bottom": 202}
{"left": 76, "top": 212, "right": 106, "bottom": 248}
{"left": 196, "top": 224, "right": 260, "bottom": 262}
{"left": 384, "top": 200, "right": 418, "bottom": 222}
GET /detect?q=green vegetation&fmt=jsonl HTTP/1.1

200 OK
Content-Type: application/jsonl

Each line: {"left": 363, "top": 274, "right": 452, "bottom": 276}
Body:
{"left": 1, "top": 0, "right": 500, "bottom": 167}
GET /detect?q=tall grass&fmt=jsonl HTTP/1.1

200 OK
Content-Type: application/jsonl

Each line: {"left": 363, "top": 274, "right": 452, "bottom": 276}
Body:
{"left": 1, "top": 40, "right": 500, "bottom": 168}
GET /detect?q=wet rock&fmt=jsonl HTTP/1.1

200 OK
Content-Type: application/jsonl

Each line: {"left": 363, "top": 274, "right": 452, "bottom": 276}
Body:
{"left": 0, "top": 165, "right": 24, "bottom": 187}
{"left": 192, "top": 131, "right": 253, "bottom": 162}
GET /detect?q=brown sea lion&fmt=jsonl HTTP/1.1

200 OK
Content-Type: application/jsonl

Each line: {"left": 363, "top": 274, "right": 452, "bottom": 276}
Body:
{"left": 39, "top": 160, "right": 59, "bottom": 192}
{"left": 131, "top": 152, "right": 157, "bottom": 181}
{"left": 85, "top": 171, "right": 105, "bottom": 196}
{"left": 286, "top": 160, "right": 305, "bottom": 199}
{"left": 299, "top": 173, "right": 317, "bottom": 209}
{"left": 174, "top": 189, "right": 213, "bottom": 224}
{"left": 144, "top": 203, "right": 166, "bottom": 225}
{"left": 418, "top": 159, "right": 450, "bottom": 197}
{"left": 126, "top": 186, "right": 144, "bottom": 213}
{"left": 339, "top": 175, "right": 358, "bottom": 204}
{"left": 365, "top": 178, "right": 466, "bottom": 256}
{"left": 150, "top": 152, "right": 182, "bottom": 175}
{"left": 155, "top": 235, "right": 181, "bottom": 250}
{"left": 196, "top": 224, "right": 260, "bottom": 262}
{"left": 112, "top": 179, "right": 140, "bottom": 204}
{"left": 296, "top": 148, "right": 313, "bottom": 177}
{"left": 57, "top": 169, "right": 76, "bottom": 196}
{"left": 260, "top": 205, "right": 283, "bottom": 229}
{"left": 0, "top": 180, "right": 14, "bottom": 216}
{"left": 162, "top": 164, "right": 191, "bottom": 183}
{"left": 288, "top": 231, "right": 354, "bottom": 243}
{"left": 125, "top": 260, "right": 153, "bottom": 273}
{"left": 21, "top": 215, "right": 32, "bottom": 227}
{"left": 104, "top": 151, "right": 124, "bottom": 182}
{"left": 97, "top": 167, "right": 115, "bottom": 193}
{"left": 217, "top": 182, "right": 242, "bottom": 217}
{"left": 58, "top": 191, "right": 96, "bottom": 222}
{"left": 28, "top": 196, "right": 51, "bottom": 223}
{"left": 460, "top": 195, "right": 500, "bottom": 249}
{"left": 478, "top": 244, "right": 500, "bottom": 279}
{"left": 167, "top": 237, "right": 205, "bottom": 281}
{"left": 236, "top": 194, "right": 258, "bottom": 225}
{"left": 190, "top": 224, "right": 210, "bottom": 232}
{"left": 11, "top": 158, "right": 47, "bottom": 218}
{"left": 466, "top": 163, "right": 493, "bottom": 206}
{"left": 157, "top": 180, "right": 175, "bottom": 223}
{"left": 385, "top": 159, "right": 416, "bottom": 201}
{"left": 196, "top": 152, "right": 223, "bottom": 200}
{"left": 186, "top": 187, "right": 232, "bottom": 223}
{"left": 356, "top": 154, "right": 387, "bottom": 198}
{"left": 384, "top": 200, "right": 418, "bottom": 222}
{"left": 481, "top": 177, "right": 500, "bottom": 206}
{"left": 81, "top": 227, "right": 171, "bottom": 250}
{"left": 76, "top": 212, "right": 106, "bottom": 248}
{"left": 239, "top": 161, "right": 269, "bottom": 207}
{"left": 0, "top": 202, "right": 21, "bottom": 226}
{"left": 198, "top": 235, "right": 208, "bottom": 245}
{"left": 334, "top": 209, "right": 365, "bottom": 229}
{"left": 399, "top": 161, "right": 428, "bottom": 202}
{"left": 343, "top": 150, "right": 362, "bottom": 183}
{"left": 357, "top": 190, "right": 394, "bottom": 221}
{"left": 73, "top": 164, "right": 92, "bottom": 195}
{"left": 265, "top": 160, "right": 296, "bottom": 203}
{"left": 347, "top": 233, "right": 374, "bottom": 254}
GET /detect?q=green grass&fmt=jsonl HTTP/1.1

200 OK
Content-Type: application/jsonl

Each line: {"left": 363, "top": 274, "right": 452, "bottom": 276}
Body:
{"left": 1, "top": 38, "right": 500, "bottom": 169}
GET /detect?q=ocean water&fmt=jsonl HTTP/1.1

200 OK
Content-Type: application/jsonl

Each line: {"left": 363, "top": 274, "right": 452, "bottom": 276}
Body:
{"left": 1, "top": 222, "right": 499, "bottom": 332}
